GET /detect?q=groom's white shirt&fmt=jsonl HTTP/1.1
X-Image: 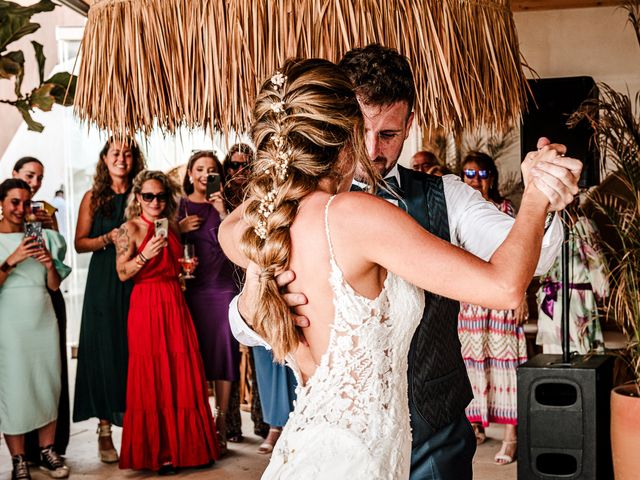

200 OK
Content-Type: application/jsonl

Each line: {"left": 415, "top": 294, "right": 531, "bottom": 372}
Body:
{"left": 229, "top": 164, "right": 563, "bottom": 349}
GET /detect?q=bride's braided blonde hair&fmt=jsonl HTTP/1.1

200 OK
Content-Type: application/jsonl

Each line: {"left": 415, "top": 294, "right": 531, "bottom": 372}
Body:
{"left": 241, "top": 58, "right": 376, "bottom": 362}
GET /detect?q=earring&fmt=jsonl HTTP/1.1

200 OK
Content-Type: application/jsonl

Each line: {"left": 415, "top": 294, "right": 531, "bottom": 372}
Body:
{"left": 189, "top": 177, "right": 194, "bottom": 184}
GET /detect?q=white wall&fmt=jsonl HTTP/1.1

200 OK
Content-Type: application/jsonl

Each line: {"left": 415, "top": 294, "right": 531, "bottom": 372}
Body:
{"left": 515, "top": 6, "right": 640, "bottom": 95}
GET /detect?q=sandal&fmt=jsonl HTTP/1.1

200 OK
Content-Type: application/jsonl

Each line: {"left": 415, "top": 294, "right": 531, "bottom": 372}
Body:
{"left": 472, "top": 423, "right": 486, "bottom": 445}
{"left": 494, "top": 440, "right": 517, "bottom": 465}
{"left": 258, "top": 428, "right": 282, "bottom": 455}
{"left": 97, "top": 423, "right": 119, "bottom": 463}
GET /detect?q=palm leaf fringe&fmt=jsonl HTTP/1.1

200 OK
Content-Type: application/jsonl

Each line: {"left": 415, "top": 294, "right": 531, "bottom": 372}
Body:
{"left": 75, "top": 0, "right": 528, "bottom": 137}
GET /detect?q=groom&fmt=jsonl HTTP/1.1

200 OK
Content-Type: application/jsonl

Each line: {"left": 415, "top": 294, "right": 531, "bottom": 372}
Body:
{"left": 231, "top": 44, "right": 581, "bottom": 479}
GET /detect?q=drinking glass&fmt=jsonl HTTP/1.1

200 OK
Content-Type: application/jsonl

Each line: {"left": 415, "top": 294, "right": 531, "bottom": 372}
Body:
{"left": 179, "top": 244, "right": 198, "bottom": 279}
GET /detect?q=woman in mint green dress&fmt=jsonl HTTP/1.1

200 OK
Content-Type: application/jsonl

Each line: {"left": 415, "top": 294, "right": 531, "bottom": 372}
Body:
{"left": 0, "top": 179, "right": 71, "bottom": 480}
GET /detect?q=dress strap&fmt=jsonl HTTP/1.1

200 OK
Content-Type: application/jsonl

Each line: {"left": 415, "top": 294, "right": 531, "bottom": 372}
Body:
{"left": 140, "top": 214, "right": 154, "bottom": 226}
{"left": 323, "top": 195, "right": 338, "bottom": 263}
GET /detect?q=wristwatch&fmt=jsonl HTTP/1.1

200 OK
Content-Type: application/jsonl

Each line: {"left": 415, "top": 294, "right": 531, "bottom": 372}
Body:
{"left": 1, "top": 260, "right": 15, "bottom": 273}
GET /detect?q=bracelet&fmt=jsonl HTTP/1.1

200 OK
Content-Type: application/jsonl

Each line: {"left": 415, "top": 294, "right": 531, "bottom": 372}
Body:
{"left": 138, "top": 252, "right": 149, "bottom": 263}
{"left": 135, "top": 255, "right": 145, "bottom": 268}
{"left": 101, "top": 233, "right": 109, "bottom": 250}
{"left": 0, "top": 260, "right": 15, "bottom": 273}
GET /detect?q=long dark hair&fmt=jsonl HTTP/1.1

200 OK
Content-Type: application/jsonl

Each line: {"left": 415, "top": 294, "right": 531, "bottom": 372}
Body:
{"left": 182, "top": 151, "right": 225, "bottom": 195}
{"left": 0, "top": 178, "right": 31, "bottom": 200}
{"left": 90, "top": 138, "right": 146, "bottom": 217}
{"left": 461, "top": 150, "right": 504, "bottom": 204}
{"left": 13, "top": 156, "right": 44, "bottom": 173}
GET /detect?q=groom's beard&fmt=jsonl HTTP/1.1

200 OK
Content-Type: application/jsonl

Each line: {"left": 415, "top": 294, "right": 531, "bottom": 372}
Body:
{"left": 354, "top": 157, "right": 397, "bottom": 183}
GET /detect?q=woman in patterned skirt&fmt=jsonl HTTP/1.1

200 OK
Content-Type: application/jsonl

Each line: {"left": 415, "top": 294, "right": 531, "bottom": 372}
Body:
{"left": 457, "top": 151, "right": 528, "bottom": 465}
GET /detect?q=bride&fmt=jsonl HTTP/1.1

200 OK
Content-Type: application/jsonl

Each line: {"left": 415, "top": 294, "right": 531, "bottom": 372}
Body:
{"left": 219, "top": 58, "right": 552, "bottom": 479}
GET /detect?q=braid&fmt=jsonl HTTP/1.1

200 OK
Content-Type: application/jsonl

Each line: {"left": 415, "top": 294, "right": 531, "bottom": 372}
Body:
{"left": 240, "top": 58, "right": 373, "bottom": 362}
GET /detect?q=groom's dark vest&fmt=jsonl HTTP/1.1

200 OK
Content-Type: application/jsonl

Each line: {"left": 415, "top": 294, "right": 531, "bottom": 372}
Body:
{"left": 397, "top": 165, "right": 473, "bottom": 431}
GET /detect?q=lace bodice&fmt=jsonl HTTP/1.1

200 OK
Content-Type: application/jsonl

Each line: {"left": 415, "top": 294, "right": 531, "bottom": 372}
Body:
{"left": 263, "top": 195, "right": 424, "bottom": 480}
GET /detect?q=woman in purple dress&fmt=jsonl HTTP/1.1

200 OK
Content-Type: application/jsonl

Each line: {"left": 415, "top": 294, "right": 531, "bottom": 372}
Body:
{"left": 178, "top": 151, "right": 239, "bottom": 453}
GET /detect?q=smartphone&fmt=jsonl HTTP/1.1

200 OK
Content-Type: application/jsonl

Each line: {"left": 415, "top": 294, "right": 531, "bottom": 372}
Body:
{"left": 206, "top": 173, "right": 221, "bottom": 197}
{"left": 154, "top": 218, "right": 169, "bottom": 238}
{"left": 31, "top": 201, "right": 44, "bottom": 213}
{"left": 25, "top": 221, "right": 44, "bottom": 246}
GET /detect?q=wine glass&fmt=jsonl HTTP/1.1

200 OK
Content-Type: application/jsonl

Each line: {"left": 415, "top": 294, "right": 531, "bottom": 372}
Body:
{"left": 179, "top": 244, "right": 198, "bottom": 279}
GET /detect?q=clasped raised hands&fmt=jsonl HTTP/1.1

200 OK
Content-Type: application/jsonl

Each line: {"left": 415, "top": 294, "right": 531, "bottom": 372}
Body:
{"left": 521, "top": 137, "right": 582, "bottom": 212}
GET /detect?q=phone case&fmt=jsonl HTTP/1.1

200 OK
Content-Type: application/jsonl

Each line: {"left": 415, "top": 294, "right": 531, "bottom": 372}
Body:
{"left": 154, "top": 218, "right": 169, "bottom": 238}
{"left": 25, "top": 221, "right": 44, "bottom": 245}
{"left": 206, "top": 174, "right": 221, "bottom": 197}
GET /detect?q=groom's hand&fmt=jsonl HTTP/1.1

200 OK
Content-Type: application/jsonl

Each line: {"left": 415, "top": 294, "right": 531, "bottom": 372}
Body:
{"left": 275, "top": 270, "right": 310, "bottom": 328}
{"left": 521, "top": 137, "right": 582, "bottom": 211}
{"left": 239, "top": 263, "right": 310, "bottom": 329}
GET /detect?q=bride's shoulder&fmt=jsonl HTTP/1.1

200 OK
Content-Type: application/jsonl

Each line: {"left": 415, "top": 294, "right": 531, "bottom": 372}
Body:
{"left": 330, "top": 191, "right": 402, "bottom": 221}
{"left": 332, "top": 190, "right": 389, "bottom": 208}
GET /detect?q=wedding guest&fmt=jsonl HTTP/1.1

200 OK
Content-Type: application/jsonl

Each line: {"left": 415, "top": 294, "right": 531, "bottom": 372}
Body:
{"left": 457, "top": 151, "right": 528, "bottom": 465}
{"left": 116, "top": 170, "right": 218, "bottom": 474}
{"left": 73, "top": 138, "right": 145, "bottom": 462}
{"left": 536, "top": 201, "right": 609, "bottom": 354}
{"left": 12, "top": 157, "right": 70, "bottom": 462}
{"left": 410, "top": 150, "right": 439, "bottom": 174}
{"left": 0, "top": 179, "right": 71, "bottom": 480}
{"left": 223, "top": 143, "right": 253, "bottom": 210}
{"left": 222, "top": 146, "right": 271, "bottom": 442}
{"left": 252, "top": 346, "right": 297, "bottom": 454}
{"left": 178, "top": 151, "right": 239, "bottom": 453}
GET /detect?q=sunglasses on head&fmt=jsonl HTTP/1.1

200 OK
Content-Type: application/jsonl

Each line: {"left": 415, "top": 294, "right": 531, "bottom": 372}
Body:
{"left": 140, "top": 192, "right": 169, "bottom": 203}
{"left": 463, "top": 169, "right": 490, "bottom": 180}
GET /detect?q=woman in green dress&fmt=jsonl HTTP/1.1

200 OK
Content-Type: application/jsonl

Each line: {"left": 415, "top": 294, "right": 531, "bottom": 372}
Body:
{"left": 0, "top": 179, "right": 71, "bottom": 480}
{"left": 73, "top": 138, "right": 145, "bottom": 463}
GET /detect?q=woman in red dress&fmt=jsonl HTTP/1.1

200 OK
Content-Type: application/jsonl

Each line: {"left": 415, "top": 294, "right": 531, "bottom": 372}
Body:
{"left": 115, "top": 170, "right": 219, "bottom": 474}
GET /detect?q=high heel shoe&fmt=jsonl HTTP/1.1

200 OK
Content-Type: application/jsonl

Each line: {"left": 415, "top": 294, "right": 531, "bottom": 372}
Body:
{"left": 494, "top": 440, "right": 517, "bottom": 465}
{"left": 97, "top": 423, "right": 119, "bottom": 463}
{"left": 258, "top": 427, "right": 282, "bottom": 455}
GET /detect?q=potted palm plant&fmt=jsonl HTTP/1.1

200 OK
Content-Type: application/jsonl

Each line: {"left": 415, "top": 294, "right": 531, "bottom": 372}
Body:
{"left": 570, "top": 3, "right": 640, "bottom": 478}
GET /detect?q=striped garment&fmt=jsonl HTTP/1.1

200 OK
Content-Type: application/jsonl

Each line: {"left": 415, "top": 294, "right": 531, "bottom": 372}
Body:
{"left": 457, "top": 199, "right": 526, "bottom": 426}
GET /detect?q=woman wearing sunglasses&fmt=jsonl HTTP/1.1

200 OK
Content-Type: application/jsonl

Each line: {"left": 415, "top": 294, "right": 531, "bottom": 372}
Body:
{"left": 74, "top": 138, "right": 145, "bottom": 462}
{"left": 116, "top": 170, "right": 218, "bottom": 474}
{"left": 178, "top": 150, "right": 240, "bottom": 453}
{"left": 458, "top": 151, "right": 527, "bottom": 465}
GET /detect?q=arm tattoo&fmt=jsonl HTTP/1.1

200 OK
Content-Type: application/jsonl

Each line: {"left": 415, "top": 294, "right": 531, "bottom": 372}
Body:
{"left": 116, "top": 226, "right": 130, "bottom": 258}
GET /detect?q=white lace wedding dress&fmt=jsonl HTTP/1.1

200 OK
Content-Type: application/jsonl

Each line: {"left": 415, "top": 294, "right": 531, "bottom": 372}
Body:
{"left": 261, "top": 196, "right": 425, "bottom": 480}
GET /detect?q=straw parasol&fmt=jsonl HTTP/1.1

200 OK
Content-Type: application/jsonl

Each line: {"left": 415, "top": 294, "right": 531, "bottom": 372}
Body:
{"left": 74, "top": 0, "right": 529, "bottom": 137}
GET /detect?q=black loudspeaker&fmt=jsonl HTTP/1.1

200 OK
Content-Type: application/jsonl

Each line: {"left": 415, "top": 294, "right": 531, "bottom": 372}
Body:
{"left": 517, "top": 354, "right": 613, "bottom": 479}
{"left": 521, "top": 76, "right": 600, "bottom": 188}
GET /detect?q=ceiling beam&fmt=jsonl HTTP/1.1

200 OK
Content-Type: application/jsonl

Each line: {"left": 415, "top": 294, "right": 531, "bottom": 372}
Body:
{"left": 512, "top": 0, "right": 624, "bottom": 11}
